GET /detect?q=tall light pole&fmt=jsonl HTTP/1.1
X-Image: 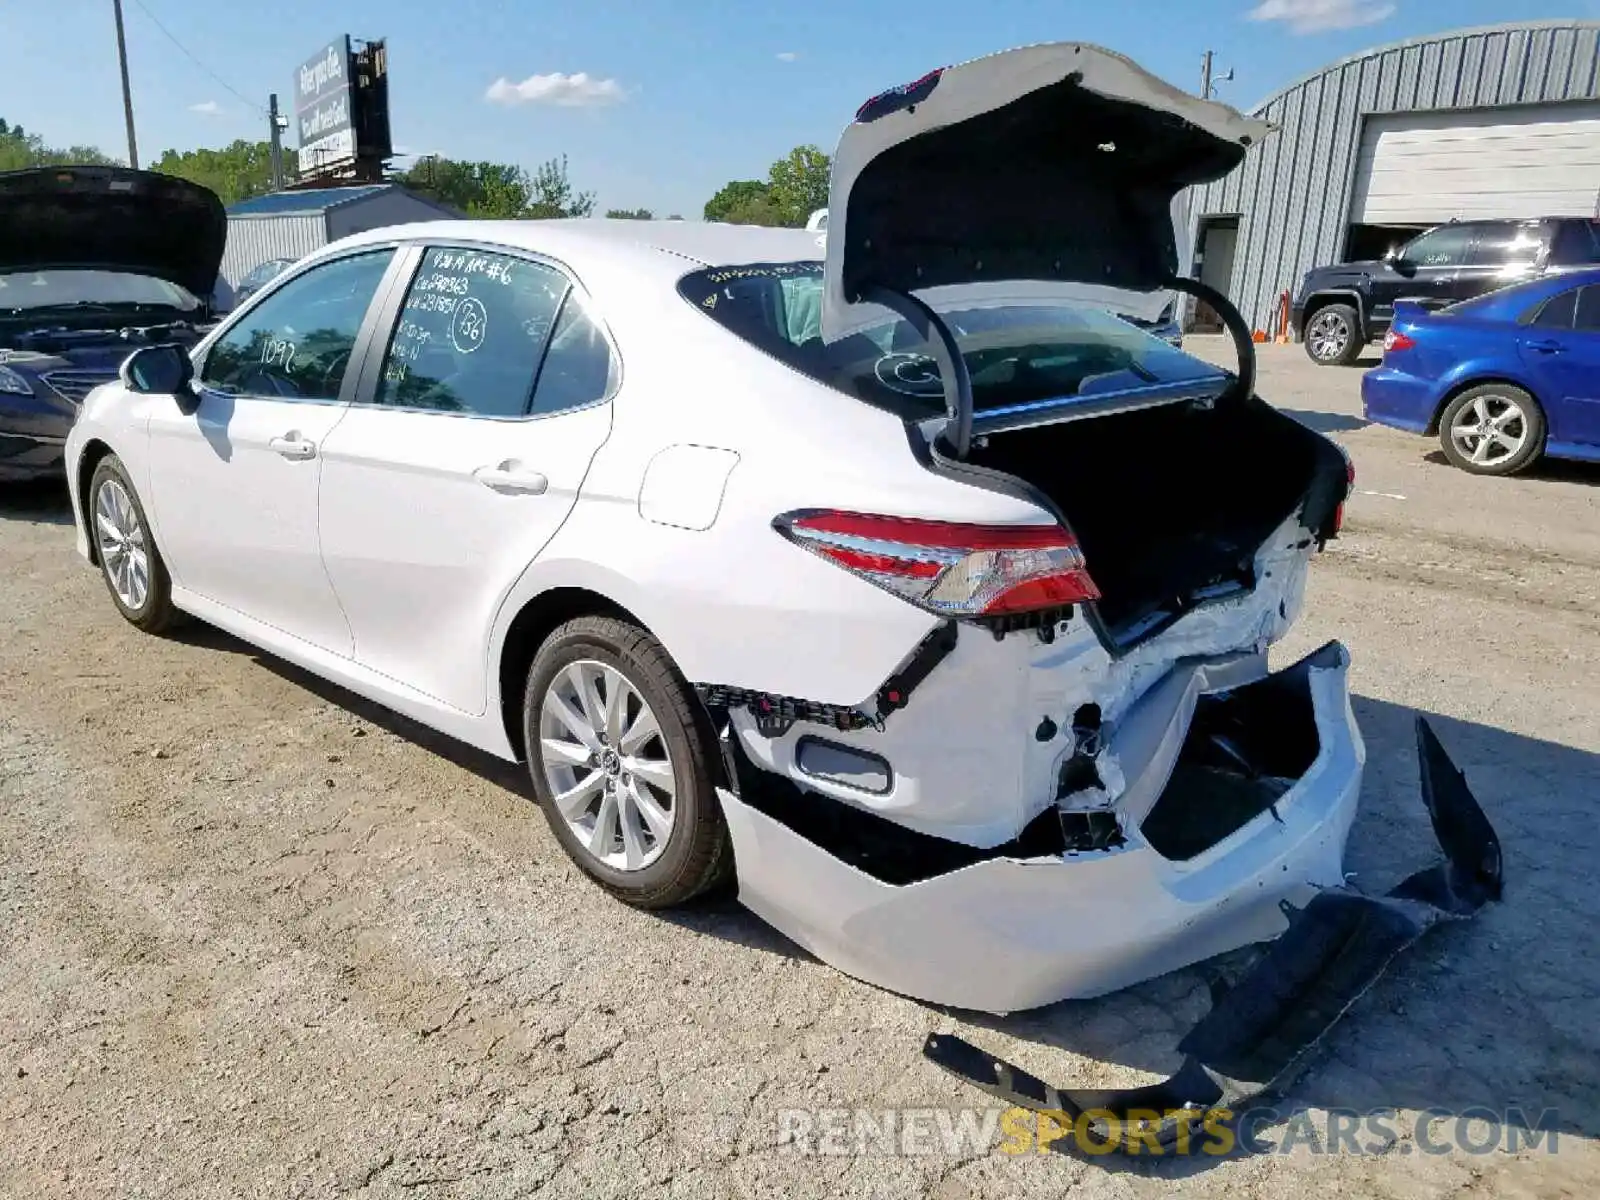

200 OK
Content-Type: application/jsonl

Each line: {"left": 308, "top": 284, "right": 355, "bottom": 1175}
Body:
{"left": 112, "top": 0, "right": 140, "bottom": 167}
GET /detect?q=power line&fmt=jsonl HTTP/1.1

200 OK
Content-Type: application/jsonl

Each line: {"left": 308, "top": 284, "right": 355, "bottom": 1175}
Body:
{"left": 124, "top": 0, "right": 267, "bottom": 116}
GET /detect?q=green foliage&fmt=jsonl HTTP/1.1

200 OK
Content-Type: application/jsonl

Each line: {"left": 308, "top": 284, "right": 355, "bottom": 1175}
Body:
{"left": 605, "top": 207, "right": 653, "bottom": 220}
{"left": 0, "top": 117, "right": 120, "bottom": 172}
{"left": 149, "top": 140, "right": 297, "bottom": 206}
{"left": 704, "top": 145, "right": 831, "bottom": 228}
{"left": 398, "top": 154, "right": 595, "bottom": 220}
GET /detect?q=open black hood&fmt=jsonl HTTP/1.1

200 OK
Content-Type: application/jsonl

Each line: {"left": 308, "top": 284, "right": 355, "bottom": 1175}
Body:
{"left": 821, "top": 44, "right": 1273, "bottom": 340}
{"left": 0, "top": 166, "right": 226, "bottom": 298}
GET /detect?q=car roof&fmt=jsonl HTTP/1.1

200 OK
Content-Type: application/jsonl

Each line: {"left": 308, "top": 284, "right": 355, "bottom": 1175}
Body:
{"left": 327, "top": 218, "right": 825, "bottom": 277}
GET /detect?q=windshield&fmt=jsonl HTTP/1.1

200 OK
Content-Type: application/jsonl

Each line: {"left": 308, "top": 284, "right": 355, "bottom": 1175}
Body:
{"left": 677, "top": 262, "right": 1224, "bottom": 417}
{"left": 0, "top": 269, "right": 202, "bottom": 313}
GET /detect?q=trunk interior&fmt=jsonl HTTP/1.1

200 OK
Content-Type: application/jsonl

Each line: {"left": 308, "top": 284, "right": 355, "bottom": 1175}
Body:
{"left": 966, "top": 395, "right": 1348, "bottom": 645}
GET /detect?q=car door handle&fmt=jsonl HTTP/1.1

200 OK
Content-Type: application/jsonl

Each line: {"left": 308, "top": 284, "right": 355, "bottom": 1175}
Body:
{"left": 473, "top": 463, "right": 549, "bottom": 494}
{"left": 268, "top": 434, "right": 317, "bottom": 460}
{"left": 1525, "top": 339, "right": 1567, "bottom": 354}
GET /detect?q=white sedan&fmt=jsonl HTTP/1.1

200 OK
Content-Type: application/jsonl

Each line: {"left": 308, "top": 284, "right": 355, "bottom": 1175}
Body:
{"left": 66, "top": 43, "right": 1363, "bottom": 1014}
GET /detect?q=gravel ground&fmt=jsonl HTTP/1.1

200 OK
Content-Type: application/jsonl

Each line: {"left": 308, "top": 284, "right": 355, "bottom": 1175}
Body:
{"left": 2, "top": 343, "right": 1597, "bottom": 1199}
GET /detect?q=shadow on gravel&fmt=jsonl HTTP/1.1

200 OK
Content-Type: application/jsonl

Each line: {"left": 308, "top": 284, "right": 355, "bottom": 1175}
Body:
{"left": 154, "top": 619, "right": 1600, "bottom": 1167}
{"left": 0, "top": 477, "right": 73, "bottom": 526}
{"left": 1422, "top": 449, "right": 1600, "bottom": 485}
{"left": 1288, "top": 410, "right": 1369, "bottom": 434}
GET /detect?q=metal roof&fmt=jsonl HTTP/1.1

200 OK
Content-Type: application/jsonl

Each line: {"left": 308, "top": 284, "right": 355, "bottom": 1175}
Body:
{"left": 1188, "top": 19, "right": 1600, "bottom": 330}
{"left": 226, "top": 184, "right": 395, "bottom": 217}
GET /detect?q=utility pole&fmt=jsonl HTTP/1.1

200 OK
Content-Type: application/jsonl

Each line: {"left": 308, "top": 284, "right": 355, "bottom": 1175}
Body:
{"left": 268, "top": 93, "right": 288, "bottom": 189}
{"left": 112, "top": 0, "right": 139, "bottom": 168}
{"left": 1200, "top": 50, "right": 1234, "bottom": 101}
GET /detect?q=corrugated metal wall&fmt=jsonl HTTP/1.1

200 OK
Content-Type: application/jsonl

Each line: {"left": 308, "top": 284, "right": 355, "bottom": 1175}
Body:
{"left": 1188, "top": 20, "right": 1600, "bottom": 330}
{"left": 219, "top": 214, "right": 328, "bottom": 287}
{"left": 325, "top": 191, "right": 455, "bottom": 241}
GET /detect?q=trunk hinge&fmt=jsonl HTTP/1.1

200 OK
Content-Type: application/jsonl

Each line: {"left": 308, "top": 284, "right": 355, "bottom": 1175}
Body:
{"left": 1165, "top": 275, "right": 1257, "bottom": 402}
{"left": 859, "top": 284, "right": 974, "bottom": 460}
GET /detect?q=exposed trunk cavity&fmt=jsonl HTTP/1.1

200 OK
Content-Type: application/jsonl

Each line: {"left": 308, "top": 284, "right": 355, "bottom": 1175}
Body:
{"left": 965, "top": 396, "right": 1348, "bottom": 645}
{"left": 1139, "top": 651, "right": 1323, "bottom": 861}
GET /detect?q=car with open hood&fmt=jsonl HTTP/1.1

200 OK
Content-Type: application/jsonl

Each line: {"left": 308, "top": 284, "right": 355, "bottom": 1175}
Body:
{"left": 0, "top": 166, "right": 224, "bottom": 482}
{"left": 63, "top": 44, "right": 1392, "bottom": 1016}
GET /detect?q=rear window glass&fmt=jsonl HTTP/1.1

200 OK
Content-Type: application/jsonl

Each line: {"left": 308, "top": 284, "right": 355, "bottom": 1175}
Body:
{"left": 677, "top": 262, "right": 1226, "bottom": 418}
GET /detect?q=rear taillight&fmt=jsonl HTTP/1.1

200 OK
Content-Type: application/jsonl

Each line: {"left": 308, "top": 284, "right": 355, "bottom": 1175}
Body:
{"left": 1383, "top": 330, "right": 1416, "bottom": 352}
{"left": 774, "top": 510, "right": 1100, "bottom": 617}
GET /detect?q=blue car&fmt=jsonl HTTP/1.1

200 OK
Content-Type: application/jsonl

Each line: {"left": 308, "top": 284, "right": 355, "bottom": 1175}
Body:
{"left": 1361, "top": 267, "right": 1600, "bottom": 475}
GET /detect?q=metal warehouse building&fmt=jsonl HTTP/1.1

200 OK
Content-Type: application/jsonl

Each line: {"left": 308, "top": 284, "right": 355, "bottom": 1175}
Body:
{"left": 1186, "top": 19, "right": 1600, "bottom": 333}
{"left": 219, "top": 184, "right": 457, "bottom": 288}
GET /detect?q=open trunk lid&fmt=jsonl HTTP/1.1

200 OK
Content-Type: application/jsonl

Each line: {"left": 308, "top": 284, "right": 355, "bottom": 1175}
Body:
{"left": 820, "top": 43, "right": 1270, "bottom": 342}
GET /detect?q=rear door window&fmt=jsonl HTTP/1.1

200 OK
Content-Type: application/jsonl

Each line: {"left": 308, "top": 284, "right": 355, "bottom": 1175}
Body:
{"left": 1574, "top": 286, "right": 1600, "bottom": 332}
{"left": 372, "top": 246, "right": 612, "bottom": 417}
{"left": 1462, "top": 223, "right": 1545, "bottom": 269}
{"left": 1532, "top": 288, "right": 1579, "bottom": 330}
{"left": 1550, "top": 220, "right": 1600, "bottom": 266}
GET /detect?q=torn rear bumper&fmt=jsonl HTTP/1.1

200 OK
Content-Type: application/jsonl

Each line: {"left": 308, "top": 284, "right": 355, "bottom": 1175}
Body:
{"left": 719, "top": 641, "right": 1364, "bottom": 1014}
{"left": 923, "top": 717, "right": 1503, "bottom": 1153}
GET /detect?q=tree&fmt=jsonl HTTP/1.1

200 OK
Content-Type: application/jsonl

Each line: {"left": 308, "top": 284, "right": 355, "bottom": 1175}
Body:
{"left": 703, "top": 146, "right": 831, "bottom": 228}
{"left": 605, "top": 207, "right": 653, "bottom": 220}
{"left": 704, "top": 179, "right": 770, "bottom": 223}
{"left": 149, "top": 140, "right": 297, "bottom": 206}
{"left": 766, "top": 145, "right": 830, "bottom": 225}
{"left": 400, "top": 154, "right": 594, "bottom": 219}
{"left": 526, "top": 155, "right": 595, "bottom": 219}
{"left": 0, "top": 118, "right": 119, "bottom": 172}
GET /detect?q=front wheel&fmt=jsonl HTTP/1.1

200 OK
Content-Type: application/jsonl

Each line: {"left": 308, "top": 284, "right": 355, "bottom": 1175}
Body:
{"left": 88, "top": 454, "right": 180, "bottom": 634}
{"left": 1438, "top": 384, "right": 1545, "bottom": 476}
{"left": 1303, "top": 303, "right": 1364, "bottom": 366}
{"left": 523, "top": 616, "right": 732, "bottom": 908}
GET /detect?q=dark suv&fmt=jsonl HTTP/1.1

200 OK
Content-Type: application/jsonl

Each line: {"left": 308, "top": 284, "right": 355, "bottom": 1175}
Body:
{"left": 1292, "top": 217, "right": 1600, "bottom": 365}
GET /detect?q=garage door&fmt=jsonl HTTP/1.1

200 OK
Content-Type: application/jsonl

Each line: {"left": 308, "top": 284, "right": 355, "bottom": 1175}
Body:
{"left": 1350, "top": 102, "right": 1600, "bottom": 225}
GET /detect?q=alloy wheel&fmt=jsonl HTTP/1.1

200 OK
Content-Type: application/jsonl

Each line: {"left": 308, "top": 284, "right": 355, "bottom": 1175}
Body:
{"left": 1307, "top": 310, "right": 1351, "bottom": 361}
{"left": 538, "top": 659, "right": 677, "bottom": 872}
{"left": 95, "top": 478, "right": 150, "bottom": 611}
{"left": 1449, "top": 393, "right": 1528, "bottom": 468}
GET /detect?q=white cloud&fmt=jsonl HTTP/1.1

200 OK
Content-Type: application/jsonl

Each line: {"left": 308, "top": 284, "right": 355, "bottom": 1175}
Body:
{"left": 776, "top": 51, "right": 799, "bottom": 62}
{"left": 1247, "top": 0, "right": 1395, "bottom": 33}
{"left": 484, "top": 72, "right": 627, "bottom": 107}
{"left": 188, "top": 100, "right": 224, "bottom": 116}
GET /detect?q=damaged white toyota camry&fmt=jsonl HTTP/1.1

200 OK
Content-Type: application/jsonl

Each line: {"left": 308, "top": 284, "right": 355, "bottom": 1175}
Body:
{"left": 68, "top": 44, "right": 1459, "bottom": 1018}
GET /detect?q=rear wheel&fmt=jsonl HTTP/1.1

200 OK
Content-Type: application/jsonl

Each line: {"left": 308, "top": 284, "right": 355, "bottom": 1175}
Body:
{"left": 1303, "top": 303, "right": 1363, "bottom": 366}
{"left": 1438, "top": 384, "right": 1544, "bottom": 476}
{"left": 88, "top": 454, "right": 180, "bottom": 634}
{"left": 523, "top": 616, "right": 732, "bottom": 908}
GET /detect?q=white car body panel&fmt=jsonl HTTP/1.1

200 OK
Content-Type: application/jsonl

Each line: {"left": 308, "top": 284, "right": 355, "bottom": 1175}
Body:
{"left": 63, "top": 43, "right": 1364, "bottom": 1014}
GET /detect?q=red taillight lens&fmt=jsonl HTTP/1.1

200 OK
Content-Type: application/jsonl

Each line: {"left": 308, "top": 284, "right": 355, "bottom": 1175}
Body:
{"left": 775, "top": 510, "right": 1101, "bottom": 617}
{"left": 1383, "top": 330, "right": 1416, "bottom": 352}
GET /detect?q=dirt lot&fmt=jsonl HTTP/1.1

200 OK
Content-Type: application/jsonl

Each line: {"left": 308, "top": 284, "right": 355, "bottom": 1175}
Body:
{"left": 2, "top": 343, "right": 1598, "bottom": 1199}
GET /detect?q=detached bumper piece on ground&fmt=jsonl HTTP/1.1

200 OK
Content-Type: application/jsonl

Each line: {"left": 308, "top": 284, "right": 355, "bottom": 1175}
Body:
{"left": 923, "top": 717, "right": 1504, "bottom": 1155}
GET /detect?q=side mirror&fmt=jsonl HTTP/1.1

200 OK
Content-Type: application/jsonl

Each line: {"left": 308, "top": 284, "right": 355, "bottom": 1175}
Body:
{"left": 121, "top": 343, "right": 195, "bottom": 397}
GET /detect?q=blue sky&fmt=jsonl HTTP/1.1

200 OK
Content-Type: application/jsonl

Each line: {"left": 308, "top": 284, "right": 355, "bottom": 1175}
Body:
{"left": 3, "top": 0, "right": 1597, "bottom": 216}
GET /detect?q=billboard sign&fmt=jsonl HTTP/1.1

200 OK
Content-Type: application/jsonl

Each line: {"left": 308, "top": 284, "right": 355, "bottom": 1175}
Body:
{"left": 294, "top": 37, "right": 355, "bottom": 175}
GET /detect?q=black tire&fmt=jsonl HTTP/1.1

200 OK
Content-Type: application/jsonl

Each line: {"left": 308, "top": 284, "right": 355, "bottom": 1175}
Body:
{"left": 87, "top": 454, "right": 181, "bottom": 634}
{"left": 523, "top": 615, "right": 732, "bottom": 908}
{"left": 1303, "top": 302, "right": 1364, "bottom": 366}
{"left": 1437, "top": 383, "right": 1546, "bottom": 476}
